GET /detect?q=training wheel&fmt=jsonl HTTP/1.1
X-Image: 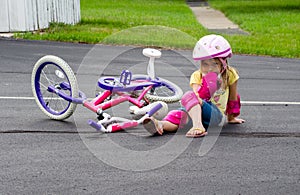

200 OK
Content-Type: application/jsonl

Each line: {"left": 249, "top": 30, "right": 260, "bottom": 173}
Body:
{"left": 142, "top": 48, "right": 161, "bottom": 58}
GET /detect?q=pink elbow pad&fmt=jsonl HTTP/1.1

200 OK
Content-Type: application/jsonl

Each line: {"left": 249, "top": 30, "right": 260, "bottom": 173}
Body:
{"left": 226, "top": 94, "right": 241, "bottom": 117}
{"left": 163, "top": 110, "right": 188, "bottom": 129}
{"left": 198, "top": 72, "right": 221, "bottom": 101}
{"left": 181, "top": 91, "right": 200, "bottom": 111}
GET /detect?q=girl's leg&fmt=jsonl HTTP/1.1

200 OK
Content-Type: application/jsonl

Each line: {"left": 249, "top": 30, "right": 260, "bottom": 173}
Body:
{"left": 143, "top": 91, "right": 209, "bottom": 137}
{"left": 188, "top": 104, "right": 205, "bottom": 129}
{"left": 185, "top": 104, "right": 207, "bottom": 137}
{"left": 143, "top": 118, "right": 178, "bottom": 135}
{"left": 161, "top": 120, "right": 179, "bottom": 132}
{"left": 143, "top": 104, "right": 206, "bottom": 137}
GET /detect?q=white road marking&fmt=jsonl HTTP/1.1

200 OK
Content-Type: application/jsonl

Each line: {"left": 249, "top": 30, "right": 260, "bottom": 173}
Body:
{"left": 241, "top": 101, "right": 300, "bottom": 105}
{"left": 0, "top": 96, "right": 35, "bottom": 100}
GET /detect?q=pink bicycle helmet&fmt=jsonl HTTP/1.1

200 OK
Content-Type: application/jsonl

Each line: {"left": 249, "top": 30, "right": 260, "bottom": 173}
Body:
{"left": 193, "top": 34, "right": 232, "bottom": 62}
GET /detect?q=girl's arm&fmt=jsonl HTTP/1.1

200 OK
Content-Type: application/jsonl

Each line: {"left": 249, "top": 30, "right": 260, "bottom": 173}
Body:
{"left": 227, "top": 81, "right": 245, "bottom": 124}
{"left": 191, "top": 83, "right": 203, "bottom": 106}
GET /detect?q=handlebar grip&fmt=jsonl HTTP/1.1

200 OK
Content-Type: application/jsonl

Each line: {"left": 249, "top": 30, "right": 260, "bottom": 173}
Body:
{"left": 88, "top": 119, "right": 105, "bottom": 132}
{"left": 147, "top": 103, "right": 162, "bottom": 116}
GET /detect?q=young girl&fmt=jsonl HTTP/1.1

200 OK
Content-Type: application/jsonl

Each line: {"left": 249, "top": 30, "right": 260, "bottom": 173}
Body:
{"left": 143, "top": 34, "right": 245, "bottom": 138}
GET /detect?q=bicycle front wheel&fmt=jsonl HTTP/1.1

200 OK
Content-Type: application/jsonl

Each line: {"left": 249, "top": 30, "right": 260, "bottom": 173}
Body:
{"left": 132, "top": 74, "right": 183, "bottom": 103}
{"left": 31, "top": 55, "right": 79, "bottom": 120}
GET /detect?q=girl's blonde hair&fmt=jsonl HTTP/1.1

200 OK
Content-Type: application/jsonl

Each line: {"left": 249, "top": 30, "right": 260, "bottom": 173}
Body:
{"left": 221, "top": 59, "right": 238, "bottom": 89}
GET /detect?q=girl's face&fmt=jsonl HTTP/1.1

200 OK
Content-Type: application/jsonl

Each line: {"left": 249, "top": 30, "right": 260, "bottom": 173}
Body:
{"left": 200, "top": 58, "right": 222, "bottom": 74}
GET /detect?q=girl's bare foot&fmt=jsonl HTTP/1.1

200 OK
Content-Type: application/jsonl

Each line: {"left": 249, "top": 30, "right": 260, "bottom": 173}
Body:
{"left": 228, "top": 117, "right": 245, "bottom": 124}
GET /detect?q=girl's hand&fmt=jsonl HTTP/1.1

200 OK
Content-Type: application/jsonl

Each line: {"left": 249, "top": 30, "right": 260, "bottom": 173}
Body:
{"left": 228, "top": 117, "right": 245, "bottom": 124}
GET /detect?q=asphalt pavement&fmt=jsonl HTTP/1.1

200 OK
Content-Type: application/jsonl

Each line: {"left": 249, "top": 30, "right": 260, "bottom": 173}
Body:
{"left": 0, "top": 38, "right": 299, "bottom": 194}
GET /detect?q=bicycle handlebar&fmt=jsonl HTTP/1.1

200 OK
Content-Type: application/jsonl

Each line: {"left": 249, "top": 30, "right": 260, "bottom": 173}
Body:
{"left": 147, "top": 102, "right": 162, "bottom": 116}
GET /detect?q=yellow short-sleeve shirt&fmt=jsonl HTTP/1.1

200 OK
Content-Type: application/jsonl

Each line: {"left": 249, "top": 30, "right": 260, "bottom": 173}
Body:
{"left": 190, "top": 67, "right": 239, "bottom": 114}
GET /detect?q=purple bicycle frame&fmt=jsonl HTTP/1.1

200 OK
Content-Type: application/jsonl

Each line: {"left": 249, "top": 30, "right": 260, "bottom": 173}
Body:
{"left": 47, "top": 81, "right": 154, "bottom": 115}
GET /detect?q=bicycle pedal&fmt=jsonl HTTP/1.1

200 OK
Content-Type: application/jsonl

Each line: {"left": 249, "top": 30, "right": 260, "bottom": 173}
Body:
{"left": 119, "top": 70, "right": 132, "bottom": 85}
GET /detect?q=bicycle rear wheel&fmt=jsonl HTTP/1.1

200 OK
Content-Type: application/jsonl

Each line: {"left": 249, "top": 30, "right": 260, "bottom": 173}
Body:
{"left": 132, "top": 74, "right": 183, "bottom": 103}
{"left": 31, "top": 55, "right": 78, "bottom": 120}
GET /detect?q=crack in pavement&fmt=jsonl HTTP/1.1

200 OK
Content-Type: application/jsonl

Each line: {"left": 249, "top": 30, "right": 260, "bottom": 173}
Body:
{"left": 1, "top": 130, "right": 299, "bottom": 138}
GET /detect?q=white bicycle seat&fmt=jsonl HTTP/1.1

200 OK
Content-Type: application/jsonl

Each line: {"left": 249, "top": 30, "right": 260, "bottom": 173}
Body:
{"left": 142, "top": 48, "right": 161, "bottom": 58}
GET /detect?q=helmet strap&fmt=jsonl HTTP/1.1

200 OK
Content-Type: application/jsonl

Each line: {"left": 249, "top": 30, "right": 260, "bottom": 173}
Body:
{"left": 218, "top": 58, "right": 227, "bottom": 74}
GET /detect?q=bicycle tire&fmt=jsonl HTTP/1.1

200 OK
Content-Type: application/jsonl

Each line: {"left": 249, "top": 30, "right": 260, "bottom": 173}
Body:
{"left": 31, "top": 55, "right": 79, "bottom": 120}
{"left": 132, "top": 74, "right": 183, "bottom": 103}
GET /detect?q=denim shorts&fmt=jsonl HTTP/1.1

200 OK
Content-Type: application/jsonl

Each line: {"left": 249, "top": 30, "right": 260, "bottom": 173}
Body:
{"left": 201, "top": 101, "right": 224, "bottom": 130}
{"left": 179, "top": 101, "right": 224, "bottom": 130}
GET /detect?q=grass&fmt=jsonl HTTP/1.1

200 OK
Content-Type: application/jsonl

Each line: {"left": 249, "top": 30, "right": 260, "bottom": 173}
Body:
{"left": 208, "top": 0, "right": 300, "bottom": 58}
{"left": 102, "top": 25, "right": 197, "bottom": 49}
{"left": 17, "top": 0, "right": 205, "bottom": 49}
{"left": 15, "top": 0, "right": 300, "bottom": 58}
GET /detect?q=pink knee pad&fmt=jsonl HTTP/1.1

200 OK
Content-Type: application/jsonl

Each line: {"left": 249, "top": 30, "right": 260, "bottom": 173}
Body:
{"left": 163, "top": 110, "right": 188, "bottom": 129}
{"left": 180, "top": 91, "right": 200, "bottom": 111}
